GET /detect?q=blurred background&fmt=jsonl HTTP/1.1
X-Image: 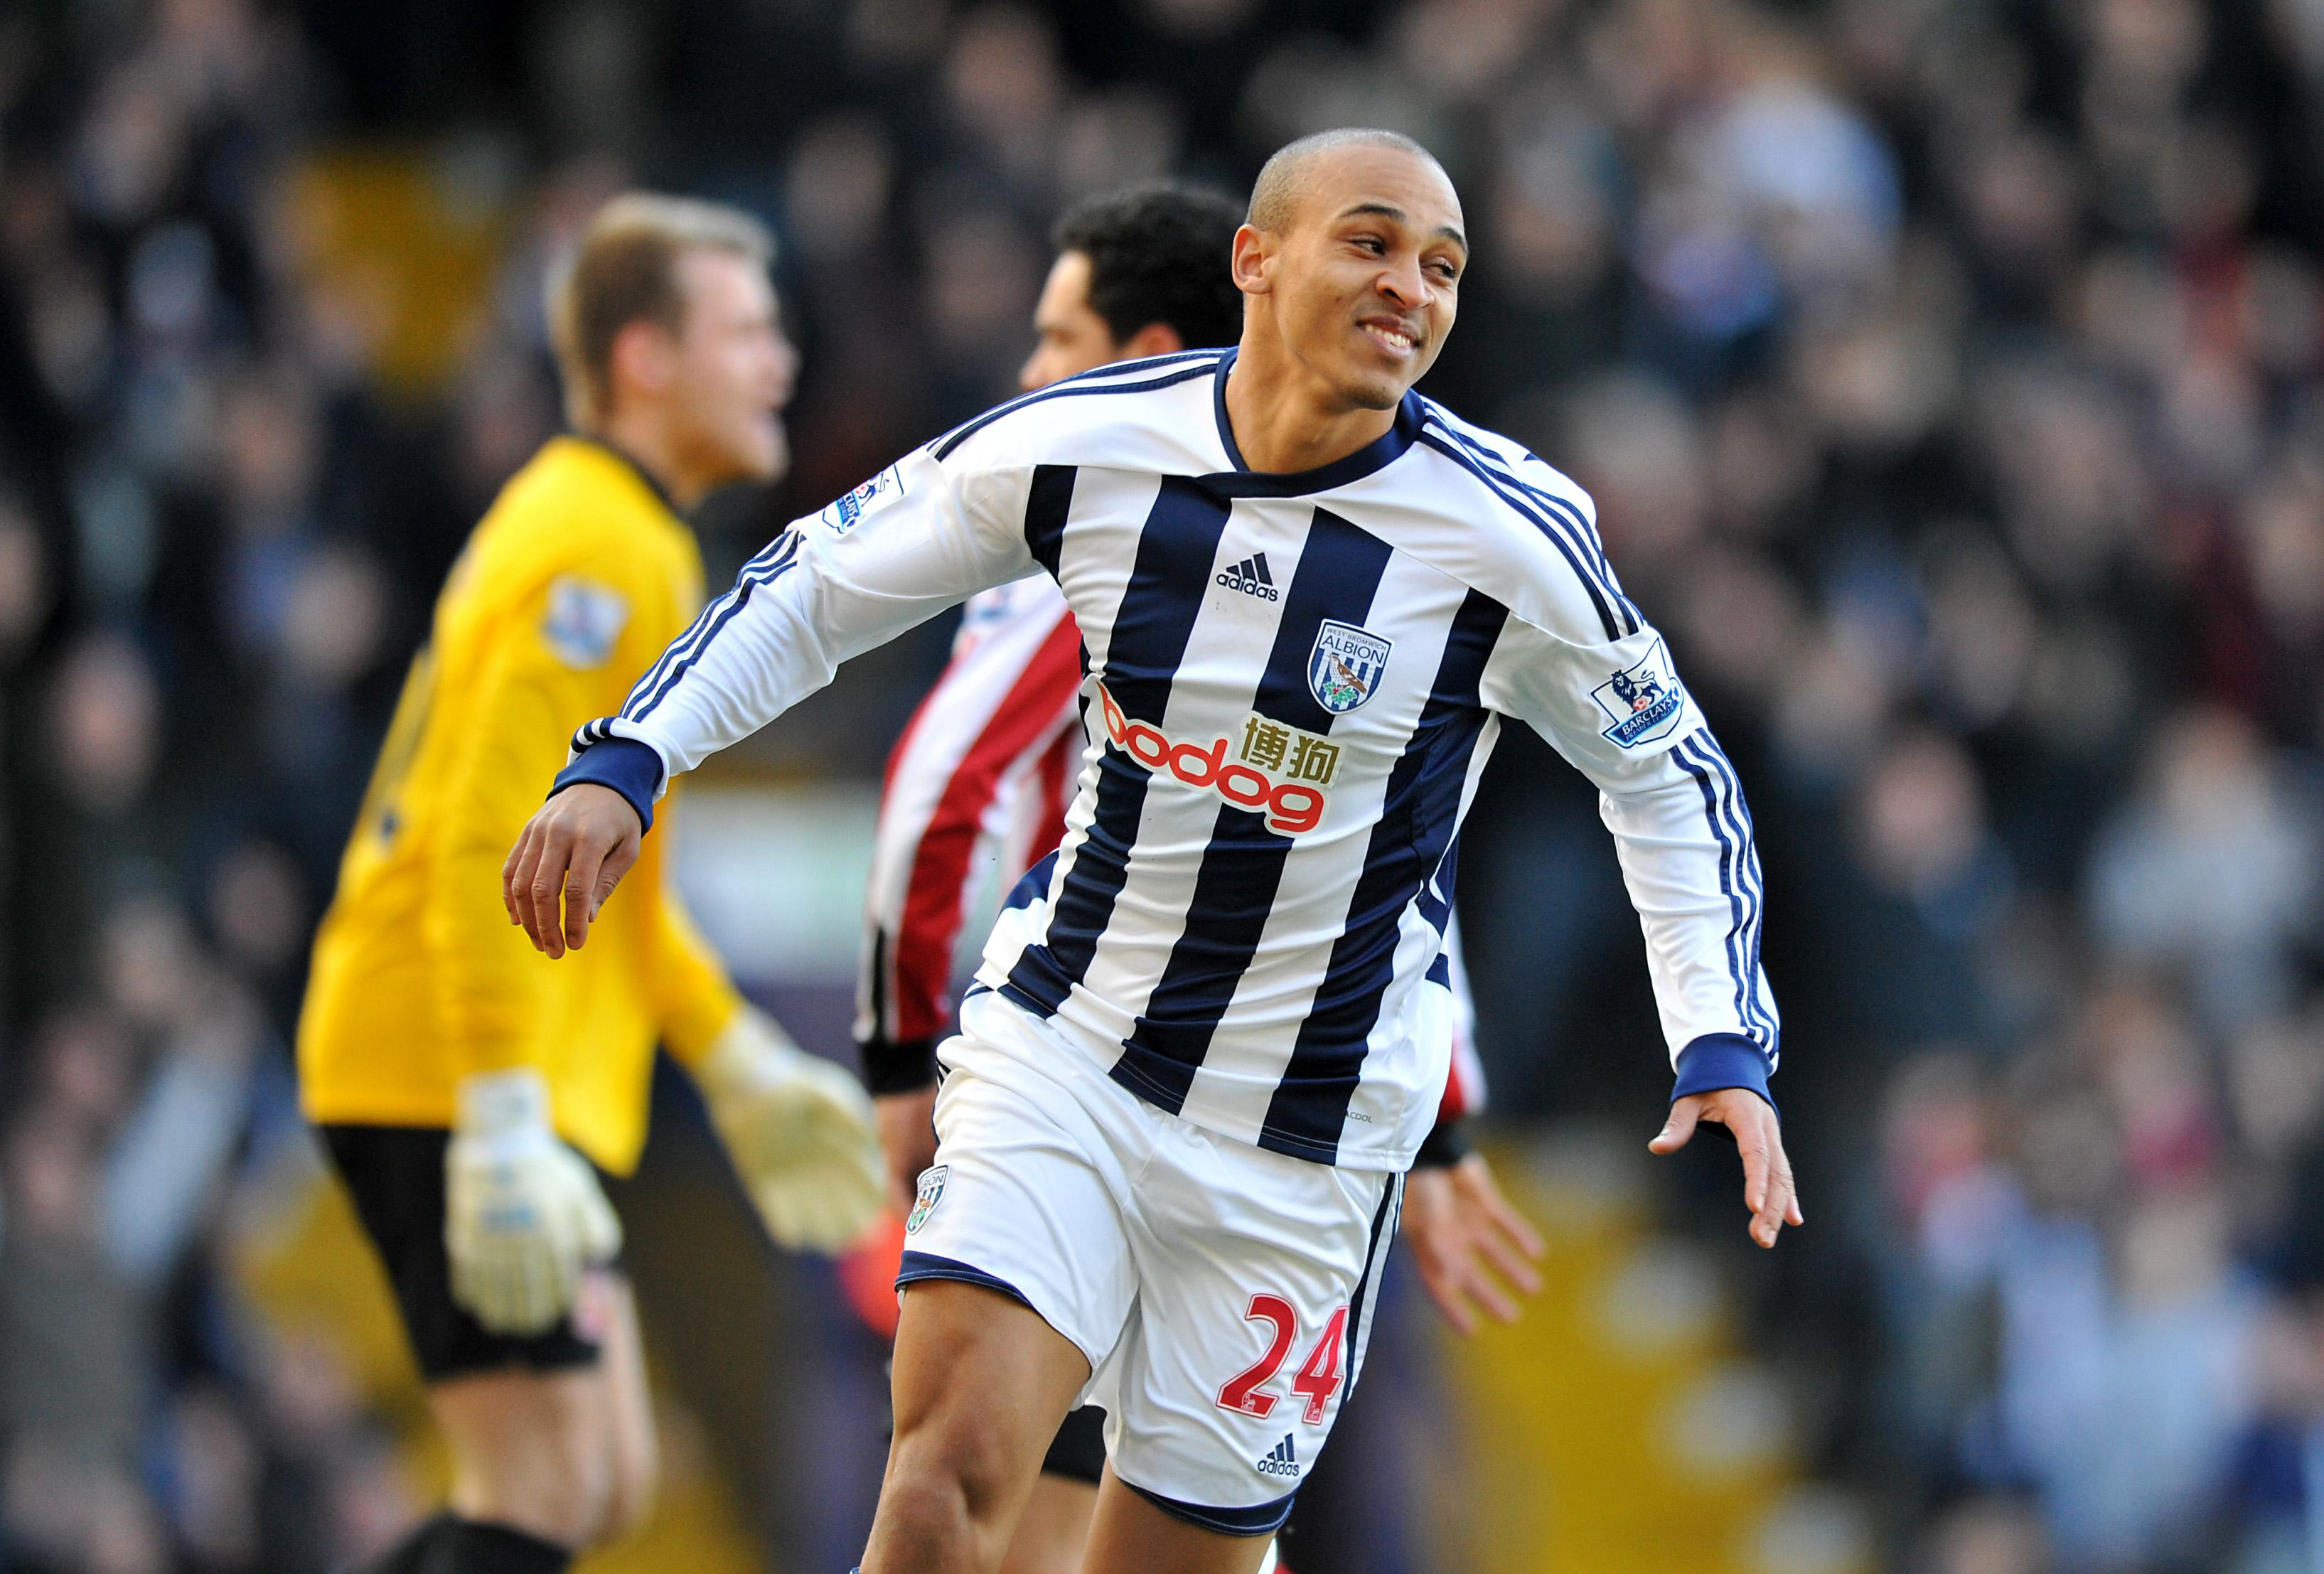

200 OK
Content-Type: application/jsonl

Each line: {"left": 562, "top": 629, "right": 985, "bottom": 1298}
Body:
{"left": 3, "top": 0, "right": 2323, "bottom": 1570}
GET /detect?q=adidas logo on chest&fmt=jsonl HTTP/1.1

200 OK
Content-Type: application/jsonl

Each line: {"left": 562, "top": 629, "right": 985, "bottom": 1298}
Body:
{"left": 1216, "top": 552, "right": 1280, "bottom": 601}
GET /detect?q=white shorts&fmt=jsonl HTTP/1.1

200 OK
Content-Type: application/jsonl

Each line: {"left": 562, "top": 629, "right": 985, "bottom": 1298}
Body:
{"left": 896, "top": 990, "right": 1402, "bottom": 1535}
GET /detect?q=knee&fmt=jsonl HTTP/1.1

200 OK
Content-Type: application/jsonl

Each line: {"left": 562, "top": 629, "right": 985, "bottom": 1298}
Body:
{"left": 878, "top": 1426, "right": 1002, "bottom": 1551}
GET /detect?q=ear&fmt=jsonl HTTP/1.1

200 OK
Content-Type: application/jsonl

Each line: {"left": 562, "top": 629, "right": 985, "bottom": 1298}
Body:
{"left": 1229, "top": 223, "right": 1272, "bottom": 296}
{"left": 1118, "top": 322, "right": 1185, "bottom": 359}
{"left": 608, "top": 318, "right": 676, "bottom": 409}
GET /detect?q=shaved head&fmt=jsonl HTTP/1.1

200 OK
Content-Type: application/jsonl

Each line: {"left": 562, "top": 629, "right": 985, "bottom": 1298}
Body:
{"left": 1248, "top": 128, "right": 1445, "bottom": 234}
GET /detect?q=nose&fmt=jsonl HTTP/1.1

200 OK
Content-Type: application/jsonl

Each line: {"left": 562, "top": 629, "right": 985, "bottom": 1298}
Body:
{"left": 1377, "top": 258, "right": 1428, "bottom": 314}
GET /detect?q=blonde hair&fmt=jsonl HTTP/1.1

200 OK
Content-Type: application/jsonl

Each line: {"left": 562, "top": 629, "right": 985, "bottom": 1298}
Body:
{"left": 546, "top": 193, "right": 776, "bottom": 428}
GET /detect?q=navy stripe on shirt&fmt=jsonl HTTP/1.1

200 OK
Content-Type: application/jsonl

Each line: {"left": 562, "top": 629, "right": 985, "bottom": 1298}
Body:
{"left": 1113, "top": 508, "right": 1396, "bottom": 1116}
{"left": 1679, "top": 732, "right": 1777, "bottom": 1050}
{"left": 1261, "top": 589, "right": 1507, "bottom": 1162}
{"left": 1023, "top": 464, "right": 1076, "bottom": 578}
{"left": 1003, "top": 476, "right": 1229, "bottom": 1016}
{"left": 1671, "top": 732, "right": 1765, "bottom": 1050}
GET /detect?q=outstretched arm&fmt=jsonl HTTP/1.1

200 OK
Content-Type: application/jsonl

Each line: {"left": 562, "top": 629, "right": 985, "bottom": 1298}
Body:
{"left": 1483, "top": 600, "right": 1795, "bottom": 1248}
{"left": 506, "top": 446, "right": 1040, "bottom": 953}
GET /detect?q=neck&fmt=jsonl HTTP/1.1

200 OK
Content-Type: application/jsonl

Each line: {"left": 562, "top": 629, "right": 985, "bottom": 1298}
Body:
{"left": 591, "top": 407, "right": 702, "bottom": 509}
{"left": 1221, "top": 329, "right": 1398, "bottom": 474}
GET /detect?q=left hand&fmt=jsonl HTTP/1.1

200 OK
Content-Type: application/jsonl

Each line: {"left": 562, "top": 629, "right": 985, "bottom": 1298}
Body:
{"left": 1401, "top": 1153, "right": 1546, "bottom": 1335}
{"left": 1649, "top": 1088, "right": 1803, "bottom": 1248}
{"left": 693, "top": 1007, "right": 887, "bottom": 1253}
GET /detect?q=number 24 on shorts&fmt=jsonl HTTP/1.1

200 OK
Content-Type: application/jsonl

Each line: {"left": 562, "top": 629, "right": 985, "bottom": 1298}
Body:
{"left": 1216, "top": 1295, "right": 1351, "bottom": 1426}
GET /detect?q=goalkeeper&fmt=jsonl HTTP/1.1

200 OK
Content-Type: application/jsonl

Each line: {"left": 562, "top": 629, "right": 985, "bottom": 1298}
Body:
{"left": 296, "top": 194, "right": 884, "bottom": 1574}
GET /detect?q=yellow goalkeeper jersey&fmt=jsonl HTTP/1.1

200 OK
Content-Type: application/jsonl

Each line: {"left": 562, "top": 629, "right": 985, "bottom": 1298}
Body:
{"left": 298, "top": 437, "right": 745, "bottom": 1174}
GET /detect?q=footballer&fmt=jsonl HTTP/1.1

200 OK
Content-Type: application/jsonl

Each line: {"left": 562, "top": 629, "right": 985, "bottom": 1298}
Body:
{"left": 298, "top": 195, "right": 885, "bottom": 1574}
{"left": 515, "top": 134, "right": 1796, "bottom": 1574}
{"left": 857, "top": 182, "right": 1542, "bottom": 1574}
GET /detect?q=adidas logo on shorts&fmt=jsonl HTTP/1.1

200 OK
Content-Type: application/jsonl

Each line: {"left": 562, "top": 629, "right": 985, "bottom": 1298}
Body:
{"left": 1216, "top": 553, "right": 1280, "bottom": 601}
{"left": 1255, "top": 1433, "right": 1300, "bottom": 1478}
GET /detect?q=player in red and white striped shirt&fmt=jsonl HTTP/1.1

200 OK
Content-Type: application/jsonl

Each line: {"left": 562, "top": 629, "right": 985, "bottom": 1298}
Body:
{"left": 852, "top": 186, "right": 1542, "bottom": 1574}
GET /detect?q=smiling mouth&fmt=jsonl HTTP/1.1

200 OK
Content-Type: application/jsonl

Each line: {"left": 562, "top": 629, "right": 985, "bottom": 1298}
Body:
{"left": 1360, "top": 318, "right": 1421, "bottom": 357}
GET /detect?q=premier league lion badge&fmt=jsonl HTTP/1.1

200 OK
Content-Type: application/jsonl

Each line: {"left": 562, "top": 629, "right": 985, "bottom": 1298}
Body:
{"left": 1590, "top": 640, "right": 1687, "bottom": 749}
{"left": 1307, "top": 621, "right": 1392, "bottom": 714}
{"left": 905, "top": 1164, "right": 948, "bottom": 1234}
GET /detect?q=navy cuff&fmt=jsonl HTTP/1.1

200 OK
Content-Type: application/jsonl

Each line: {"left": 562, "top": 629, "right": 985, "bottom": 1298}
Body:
{"left": 1672, "top": 1033, "right": 1777, "bottom": 1117}
{"left": 550, "top": 737, "right": 663, "bottom": 834}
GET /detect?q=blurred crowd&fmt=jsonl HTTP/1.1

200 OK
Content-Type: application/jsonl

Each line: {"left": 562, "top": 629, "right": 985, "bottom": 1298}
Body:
{"left": 3, "top": 0, "right": 2323, "bottom": 1569}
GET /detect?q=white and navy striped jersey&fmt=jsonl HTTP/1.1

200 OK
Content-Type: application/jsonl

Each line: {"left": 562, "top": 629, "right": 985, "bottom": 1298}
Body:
{"left": 850, "top": 573, "right": 1489, "bottom": 1135}
{"left": 562, "top": 348, "right": 1778, "bottom": 1170}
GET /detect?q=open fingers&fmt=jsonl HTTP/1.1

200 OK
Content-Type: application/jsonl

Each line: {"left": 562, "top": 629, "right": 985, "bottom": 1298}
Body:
{"left": 1465, "top": 1259, "right": 1524, "bottom": 1326}
{"left": 1415, "top": 1257, "right": 1479, "bottom": 1336}
{"left": 1477, "top": 1216, "right": 1546, "bottom": 1295}
{"left": 1473, "top": 1172, "right": 1546, "bottom": 1262}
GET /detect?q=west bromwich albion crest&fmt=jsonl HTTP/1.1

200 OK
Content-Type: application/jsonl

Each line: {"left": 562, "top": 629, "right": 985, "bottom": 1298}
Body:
{"left": 905, "top": 1164, "right": 948, "bottom": 1234}
{"left": 1589, "top": 639, "right": 1687, "bottom": 749}
{"left": 1308, "top": 621, "right": 1392, "bottom": 714}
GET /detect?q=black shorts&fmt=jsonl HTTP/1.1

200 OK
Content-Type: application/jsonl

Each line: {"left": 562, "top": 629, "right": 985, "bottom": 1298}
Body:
{"left": 1041, "top": 1406, "right": 1107, "bottom": 1485}
{"left": 321, "top": 1123, "right": 614, "bottom": 1383}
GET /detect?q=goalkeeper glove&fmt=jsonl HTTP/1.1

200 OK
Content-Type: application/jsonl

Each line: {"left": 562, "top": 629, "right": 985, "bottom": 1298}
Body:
{"left": 694, "top": 1007, "right": 886, "bottom": 1253}
{"left": 444, "top": 1068, "right": 623, "bottom": 1334}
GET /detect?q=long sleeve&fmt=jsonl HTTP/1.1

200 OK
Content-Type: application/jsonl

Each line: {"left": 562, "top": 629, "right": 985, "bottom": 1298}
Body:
{"left": 856, "top": 587, "right": 1083, "bottom": 1092}
{"left": 1480, "top": 613, "right": 1779, "bottom": 1106}
{"left": 557, "top": 445, "right": 1042, "bottom": 824}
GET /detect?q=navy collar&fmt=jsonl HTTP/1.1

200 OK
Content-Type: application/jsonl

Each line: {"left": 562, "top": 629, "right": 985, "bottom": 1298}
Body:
{"left": 571, "top": 432, "right": 682, "bottom": 516}
{"left": 1203, "top": 348, "right": 1423, "bottom": 499}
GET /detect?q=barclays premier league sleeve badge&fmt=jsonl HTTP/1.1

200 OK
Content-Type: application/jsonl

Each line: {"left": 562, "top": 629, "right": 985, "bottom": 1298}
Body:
{"left": 905, "top": 1164, "right": 948, "bottom": 1234}
{"left": 819, "top": 464, "right": 906, "bottom": 535}
{"left": 1590, "top": 639, "right": 1687, "bottom": 749}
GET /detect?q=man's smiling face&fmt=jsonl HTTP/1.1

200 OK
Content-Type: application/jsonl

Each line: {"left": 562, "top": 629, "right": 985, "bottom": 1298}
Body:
{"left": 1253, "top": 145, "right": 1466, "bottom": 413}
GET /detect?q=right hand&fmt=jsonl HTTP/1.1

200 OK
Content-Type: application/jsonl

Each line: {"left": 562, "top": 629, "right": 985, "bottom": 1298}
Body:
{"left": 503, "top": 783, "right": 642, "bottom": 958}
{"left": 444, "top": 1069, "right": 623, "bottom": 1334}
{"left": 874, "top": 1085, "right": 941, "bottom": 1221}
